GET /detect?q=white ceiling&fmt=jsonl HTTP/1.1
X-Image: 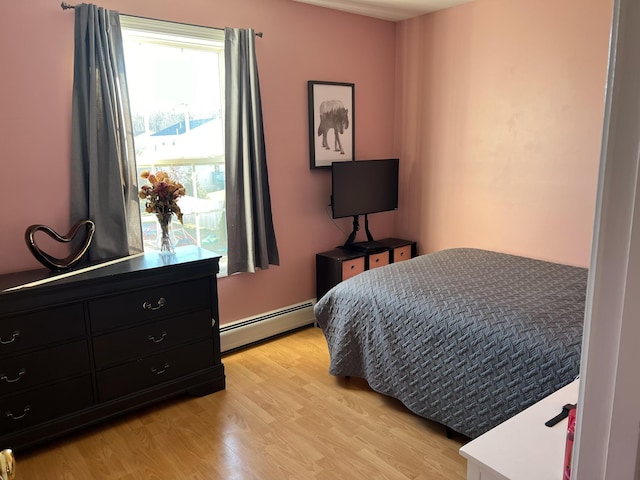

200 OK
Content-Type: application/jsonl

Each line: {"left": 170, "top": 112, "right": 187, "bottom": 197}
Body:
{"left": 292, "top": 0, "right": 473, "bottom": 21}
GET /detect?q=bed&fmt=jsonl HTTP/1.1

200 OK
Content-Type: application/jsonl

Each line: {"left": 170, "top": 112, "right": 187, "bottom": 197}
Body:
{"left": 313, "top": 248, "right": 588, "bottom": 439}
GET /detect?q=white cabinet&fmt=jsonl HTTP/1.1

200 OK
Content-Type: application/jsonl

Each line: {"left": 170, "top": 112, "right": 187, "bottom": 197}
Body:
{"left": 459, "top": 380, "right": 579, "bottom": 480}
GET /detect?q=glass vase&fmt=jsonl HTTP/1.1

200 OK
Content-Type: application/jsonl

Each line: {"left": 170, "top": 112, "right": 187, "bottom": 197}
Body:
{"left": 157, "top": 213, "right": 175, "bottom": 255}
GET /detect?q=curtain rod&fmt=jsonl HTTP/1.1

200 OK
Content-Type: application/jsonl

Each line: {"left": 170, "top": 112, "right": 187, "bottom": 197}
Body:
{"left": 60, "top": 2, "right": 263, "bottom": 37}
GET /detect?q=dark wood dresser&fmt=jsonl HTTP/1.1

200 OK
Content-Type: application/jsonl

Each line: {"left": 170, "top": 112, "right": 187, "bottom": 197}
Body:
{"left": 0, "top": 246, "right": 224, "bottom": 451}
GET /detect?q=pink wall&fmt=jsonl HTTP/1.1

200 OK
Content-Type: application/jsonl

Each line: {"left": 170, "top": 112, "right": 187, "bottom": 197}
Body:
{"left": 0, "top": 0, "right": 397, "bottom": 323}
{"left": 394, "top": 0, "right": 612, "bottom": 267}
{"left": 3, "top": 0, "right": 610, "bottom": 323}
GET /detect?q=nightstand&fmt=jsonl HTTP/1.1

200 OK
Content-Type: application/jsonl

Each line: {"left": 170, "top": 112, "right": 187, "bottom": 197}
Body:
{"left": 315, "top": 238, "right": 416, "bottom": 299}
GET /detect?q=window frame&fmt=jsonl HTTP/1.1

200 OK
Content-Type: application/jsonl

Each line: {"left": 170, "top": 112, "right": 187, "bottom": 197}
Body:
{"left": 120, "top": 15, "right": 228, "bottom": 275}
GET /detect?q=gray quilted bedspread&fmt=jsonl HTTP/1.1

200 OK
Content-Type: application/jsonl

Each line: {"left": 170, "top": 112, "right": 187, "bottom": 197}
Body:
{"left": 314, "top": 248, "right": 588, "bottom": 439}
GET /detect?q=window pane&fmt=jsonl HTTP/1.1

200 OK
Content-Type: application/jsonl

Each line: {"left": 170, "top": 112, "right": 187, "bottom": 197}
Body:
{"left": 122, "top": 22, "right": 227, "bottom": 275}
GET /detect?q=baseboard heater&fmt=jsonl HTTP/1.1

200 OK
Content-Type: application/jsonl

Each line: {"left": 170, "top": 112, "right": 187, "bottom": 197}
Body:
{"left": 219, "top": 300, "right": 316, "bottom": 353}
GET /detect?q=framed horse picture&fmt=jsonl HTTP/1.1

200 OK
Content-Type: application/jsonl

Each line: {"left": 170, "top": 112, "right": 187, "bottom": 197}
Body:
{"left": 308, "top": 81, "right": 354, "bottom": 169}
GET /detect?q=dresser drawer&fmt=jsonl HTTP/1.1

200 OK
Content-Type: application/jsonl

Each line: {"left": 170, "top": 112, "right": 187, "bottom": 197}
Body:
{"left": 393, "top": 245, "right": 413, "bottom": 263}
{"left": 0, "top": 340, "right": 89, "bottom": 397}
{"left": 89, "top": 278, "right": 211, "bottom": 333}
{"left": 0, "top": 376, "right": 93, "bottom": 435}
{"left": 368, "top": 251, "right": 390, "bottom": 270}
{"left": 342, "top": 257, "right": 365, "bottom": 281}
{"left": 93, "top": 310, "right": 213, "bottom": 369}
{"left": 0, "top": 305, "right": 85, "bottom": 356}
{"left": 97, "top": 339, "right": 214, "bottom": 402}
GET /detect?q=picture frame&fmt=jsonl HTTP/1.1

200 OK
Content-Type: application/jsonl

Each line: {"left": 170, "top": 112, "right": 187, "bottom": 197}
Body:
{"left": 308, "top": 81, "right": 354, "bottom": 169}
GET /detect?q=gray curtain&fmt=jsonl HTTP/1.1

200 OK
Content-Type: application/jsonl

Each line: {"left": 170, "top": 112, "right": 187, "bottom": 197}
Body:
{"left": 224, "top": 28, "right": 279, "bottom": 274}
{"left": 70, "top": 4, "right": 142, "bottom": 262}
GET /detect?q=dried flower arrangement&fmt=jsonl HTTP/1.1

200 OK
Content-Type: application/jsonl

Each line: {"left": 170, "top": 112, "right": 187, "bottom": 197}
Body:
{"left": 138, "top": 170, "right": 186, "bottom": 224}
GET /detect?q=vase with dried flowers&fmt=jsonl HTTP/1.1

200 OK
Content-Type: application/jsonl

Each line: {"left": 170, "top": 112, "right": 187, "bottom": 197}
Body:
{"left": 138, "top": 170, "right": 185, "bottom": 255}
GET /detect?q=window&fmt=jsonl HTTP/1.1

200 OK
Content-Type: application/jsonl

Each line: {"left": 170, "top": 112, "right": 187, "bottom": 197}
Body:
{"left": 120, "top": 16, "right": 228, "bottom": 274}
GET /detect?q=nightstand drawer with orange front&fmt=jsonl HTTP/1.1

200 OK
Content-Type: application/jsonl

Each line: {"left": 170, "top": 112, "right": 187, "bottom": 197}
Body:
{"left": 367, "top": 251, "right": 390, "bottom": 270}
{"left": 341, "top": 257, "right": 366, "bottom": 281}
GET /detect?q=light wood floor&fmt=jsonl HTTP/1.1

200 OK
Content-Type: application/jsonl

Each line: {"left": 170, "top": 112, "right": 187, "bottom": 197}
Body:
{"left": 16, "top": 326, "right": 469, "bottom": 479}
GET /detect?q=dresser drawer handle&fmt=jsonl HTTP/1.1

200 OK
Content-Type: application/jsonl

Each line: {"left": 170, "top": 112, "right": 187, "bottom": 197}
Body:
{"left": 6, "top": 406, "right": 30, "bottom": 421}
{"left": 150, "top": 363, "right": 170, "bottom": 375}
{"left": 142, "top": 297, "right": 166, "bottom": 311}
{"left": 0, "top": 331, "right": 20, "bottom": 345}
{"left": 147, "top": 332, "right": 167, "bottom": 343}
{"left": 1, "top": 369, "right": 26, "bottom": 383}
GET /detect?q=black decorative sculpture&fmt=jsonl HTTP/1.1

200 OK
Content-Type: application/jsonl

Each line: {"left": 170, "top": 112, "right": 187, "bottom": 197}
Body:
{"left": 25, "top": 219, "right": 95, "bottom": 270}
